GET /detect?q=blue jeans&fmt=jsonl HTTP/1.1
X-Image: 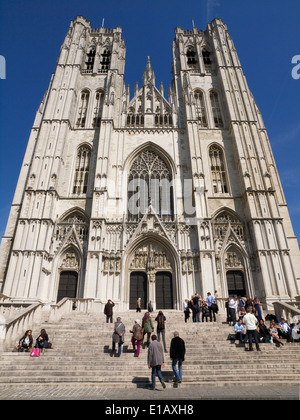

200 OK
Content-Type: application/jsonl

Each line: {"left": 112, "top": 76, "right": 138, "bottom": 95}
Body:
{"left": 112, "top": 341, "right": 122, "bottom": 357}
{"left": 151, "top": 365, "right": 163, "bottom": 389}
{"left": 157, "top": 329, "right": 167, "bottom": 352}
{"left": 172, "top": 358, "right": 183, "bottom": 381}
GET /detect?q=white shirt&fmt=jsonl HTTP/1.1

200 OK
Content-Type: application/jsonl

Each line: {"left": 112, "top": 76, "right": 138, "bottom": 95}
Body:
{"left": 243, "top": 313, "right": 258, "bottom": 330}
{"left": 228, "top": 298, "right": 238, "bottom": 310}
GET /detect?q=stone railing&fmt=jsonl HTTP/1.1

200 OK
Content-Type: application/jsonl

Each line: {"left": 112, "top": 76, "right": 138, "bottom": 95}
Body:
{"left": 272, "top": 298, "right": 300, "bottom": 323}
{"left": 0, "top": 297, "right": 96, "bottom": 352}
{"left": 48, "top": 298, "right": 95, "bottom": 322}
{"left": 0, "top": 303, "right": 44, "bottom": 352}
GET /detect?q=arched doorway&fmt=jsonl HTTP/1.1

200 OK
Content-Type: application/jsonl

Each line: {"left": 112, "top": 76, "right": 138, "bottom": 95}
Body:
{"left": 127, "top": 239, "right": 177, "bottom": 310}
{"left": 155, "top": 272, "right": 173, "bottom": 309}
{"left": 57, "top": 271, "right": 78, "bottom": 303}
{"left": 129, "top": 272, "right": 147, "bottom": 310}
{"left": 226, "top": 270, "right": 246, "bottom": 297}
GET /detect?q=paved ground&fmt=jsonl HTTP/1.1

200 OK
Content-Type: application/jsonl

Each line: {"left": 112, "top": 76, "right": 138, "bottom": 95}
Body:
{"left": 0, "top": 383, "right": 299, "bottom": 400}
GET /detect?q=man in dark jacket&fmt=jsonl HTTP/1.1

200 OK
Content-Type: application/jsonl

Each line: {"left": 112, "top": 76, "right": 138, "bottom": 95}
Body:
{"left": 104, "top": 299, "right": 115, "bottom": 323}
{"left": 170, "top": 331, "right": 185, "bottom": 383}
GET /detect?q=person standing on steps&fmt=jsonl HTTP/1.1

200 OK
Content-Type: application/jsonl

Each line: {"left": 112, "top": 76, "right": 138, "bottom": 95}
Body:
{"left": 147, "top": 334, "right": 166, "bottom": 390}
{"left": 104, "top": 299, "right": 115, "bottom": 323}
{"left": 111, "top": 317, "right": 125, "bottom": 357}
{"left": 183, "top": 299, "right": 190, "bottom": 323}
{"left": 170, "top": 331, "right": 186, "bottom": 384}
{"left": 155, "top": 311, "right": 167, "bottom": 352}
{"left": 206, "top": 292, "right": 217, "bottom": 322}
{"left": 228, "top": 295, "right": 238, "bottom": 325}
{"left": 243, "top": 307, "right": 260, "bottom": 352}
{"left": 136, "top": 297, "right": 142, "bottom": 313}
{"left": 142, "top": 312, "right": 154, "bottom": 347}
{"left": 130, "top": 319, "right": 143, "bottom": 357}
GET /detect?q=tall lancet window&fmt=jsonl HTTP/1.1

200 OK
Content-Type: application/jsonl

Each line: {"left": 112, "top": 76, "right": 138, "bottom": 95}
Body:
{"left": 76, "top": 90, "right": 90, "bottom": 128}
{"left": 209, "top": 145, "right": 228, "bottom": 194}
{"left": 73, "top": 145, "right": 91, "bottom": 195}
{"left": 85, "top": 48, "right": 96, "bottom": 72}
{"left": 210, "top": 91, "right": 224, "bottom": 128}
{"left": 194, "top": 90, "right": 208, "bottom": 127}
{"left": 92, "top": 90, "right": 104, "bottom": 128}
{"left": 128, "top": 150, "right": 173, "bottom": 220}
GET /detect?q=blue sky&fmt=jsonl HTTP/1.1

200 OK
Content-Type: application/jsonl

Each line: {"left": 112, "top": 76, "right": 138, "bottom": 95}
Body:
{"left": 0, "top": 0, "right": 299, "bottom": 242}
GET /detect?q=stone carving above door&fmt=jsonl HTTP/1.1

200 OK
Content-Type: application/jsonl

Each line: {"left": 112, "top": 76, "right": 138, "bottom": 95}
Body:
{"left": 129, "top": 243, "right": 172, "bottom": 271}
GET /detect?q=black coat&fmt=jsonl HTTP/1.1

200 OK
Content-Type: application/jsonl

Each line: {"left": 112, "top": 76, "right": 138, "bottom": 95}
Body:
{"left": 170, "top": 336, "right": 185, "bottom": 361}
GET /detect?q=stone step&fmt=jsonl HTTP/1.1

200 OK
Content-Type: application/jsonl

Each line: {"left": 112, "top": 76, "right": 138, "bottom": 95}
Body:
{"left": 1, "top": 310, "right": 299, "bottom": 389}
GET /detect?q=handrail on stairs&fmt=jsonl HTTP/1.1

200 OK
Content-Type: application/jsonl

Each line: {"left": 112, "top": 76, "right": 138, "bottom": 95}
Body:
{"left": 272, "top": 299, "right": 300, "bottom": 323}
{"left": 0, "top": 297, "right": 95, "bottom": 352}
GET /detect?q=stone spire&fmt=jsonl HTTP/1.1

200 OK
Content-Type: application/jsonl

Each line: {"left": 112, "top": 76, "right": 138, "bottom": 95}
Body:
{"left": 143, "top": 56, "right": 155, "bottom": 86}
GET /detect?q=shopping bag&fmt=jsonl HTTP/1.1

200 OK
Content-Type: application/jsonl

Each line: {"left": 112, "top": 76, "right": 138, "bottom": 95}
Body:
{"left": 30, "top": 348, "right": 41, "bottom": 357}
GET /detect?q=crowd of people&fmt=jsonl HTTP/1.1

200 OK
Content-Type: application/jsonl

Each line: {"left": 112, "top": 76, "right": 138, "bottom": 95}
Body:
{"left": 225, "top": 294, "right": 300, "bottom": 350}
{"left": 183, "top": 291, "right": 219, "bottom": 323}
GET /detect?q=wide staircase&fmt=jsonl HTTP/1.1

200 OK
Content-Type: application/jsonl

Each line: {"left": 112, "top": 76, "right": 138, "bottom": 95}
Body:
{"left": 0, "top": 310, "right": 299, "bottom": 389}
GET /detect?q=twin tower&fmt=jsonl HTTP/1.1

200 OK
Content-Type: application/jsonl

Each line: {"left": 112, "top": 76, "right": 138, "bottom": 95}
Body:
{"left": 1, "top": 16, "right": 299, "bottom": 311}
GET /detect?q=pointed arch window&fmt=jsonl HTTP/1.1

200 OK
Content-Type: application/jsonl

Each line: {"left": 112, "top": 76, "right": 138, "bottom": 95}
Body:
{"left": 186, "top": 46, "right": 197, "bottom": 68}
{"left": 209, "top": 145, "right": 228, "bottom": 194}
{"left": 76, "top": 90, "right": 90, "bottom": 128}
{"left": 92, "top": 90, "right": 104, "bottom": 128}
{"left": 73, "top": 145, "right": 91, "bottom": 195}
{"left": 128, "top": 149, "right": 173, "bottom": 220}
{"left": 85, "top": 48, "right": 96, "bottom": 72}
{"left": 210, "top": 91, "right": 224, "bottom": 128}
{"left": 99, "top": 48, "right": 111, "bottom": 73}
{"left": 202, "top": 48, "right": 212, "bottom": 72}
{"left": 194, "top": 90, "right": 207, "bottom": 127}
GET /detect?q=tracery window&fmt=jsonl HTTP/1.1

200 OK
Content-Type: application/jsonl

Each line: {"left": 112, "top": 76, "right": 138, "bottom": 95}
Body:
{"left": 92, "top": 90, "right": 104, "bottom": 128}
{"left": 202, "top": 48, "right": 212, "bottom": 72}
{"left": 72, "top": 145, "right": 91, "bottom": 195}
{"left": 194, "top": 90, "right": 208, "bottom": 127}
{"left": 210, "top": 91, "right": 224, "bottom": 128}
{"left": 85, "top": 48, "right": 96, "bottom": 72}
{"left": 128, "top": 150, "right": 173, "bottom": 220}
{"left": 76, "top": 90, "right": 90, "bottom": 128}
{"left": 186, "top": 47, "right": 197, "bottom": 68}
{"left": 55, "top": 212, "right": 89, "bottom": 243}
{"left": 213, "top": 212, "right": 244, "bottom": 242}
{"left": 209, "top": 145, "right": 228, "bottom": 194}
{"left": 99, "top": 48, "right": 111, "bottom": 73}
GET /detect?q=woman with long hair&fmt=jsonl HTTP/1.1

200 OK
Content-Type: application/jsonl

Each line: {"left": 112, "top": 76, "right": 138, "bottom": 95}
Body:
{"left": 155, "top": 311, "right": 167, "bottom": 352}
{"left": 18, "top": 330, "right": 33, "bottom": 352}
{"left": 35, "top": 329, "right": 49, "bottom": 354}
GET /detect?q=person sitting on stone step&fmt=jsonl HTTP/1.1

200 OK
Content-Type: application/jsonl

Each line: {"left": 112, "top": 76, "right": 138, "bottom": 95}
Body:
{"left": 268, "top": 320, "right": 284, "bottom": 346}
{"left": 257, "top": 319, "right": 271, "bottom": 343}
{"left": 234, "top": 319, "right": 248, "bottom": 344}
{"left": 18, "top": 329, "right": 33, "bottom": 352}
{"left": 35, "top": 329, "right": 49, "bottom": 354}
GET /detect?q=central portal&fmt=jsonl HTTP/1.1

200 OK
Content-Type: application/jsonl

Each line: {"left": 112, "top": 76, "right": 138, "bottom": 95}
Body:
{"left": 128, "top": 241, "right": 175, "bottom": 310}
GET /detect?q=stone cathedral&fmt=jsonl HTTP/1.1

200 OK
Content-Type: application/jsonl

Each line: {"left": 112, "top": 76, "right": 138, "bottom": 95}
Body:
{"left": 0, "top": 16, "right": 299, "bottom": 312}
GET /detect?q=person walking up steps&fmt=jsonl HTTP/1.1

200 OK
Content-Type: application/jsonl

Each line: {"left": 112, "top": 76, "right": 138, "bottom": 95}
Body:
{"left": 147, "top": 335, "right": 166, "bottom": 390}
{"left": 170, "top": 331, "right": 186, "bottom": 384}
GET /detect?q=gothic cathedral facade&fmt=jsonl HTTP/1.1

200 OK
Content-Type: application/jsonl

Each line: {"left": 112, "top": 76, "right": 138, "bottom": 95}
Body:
{"left": 1, "top": 16, "right": 299, "bottom": 311}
